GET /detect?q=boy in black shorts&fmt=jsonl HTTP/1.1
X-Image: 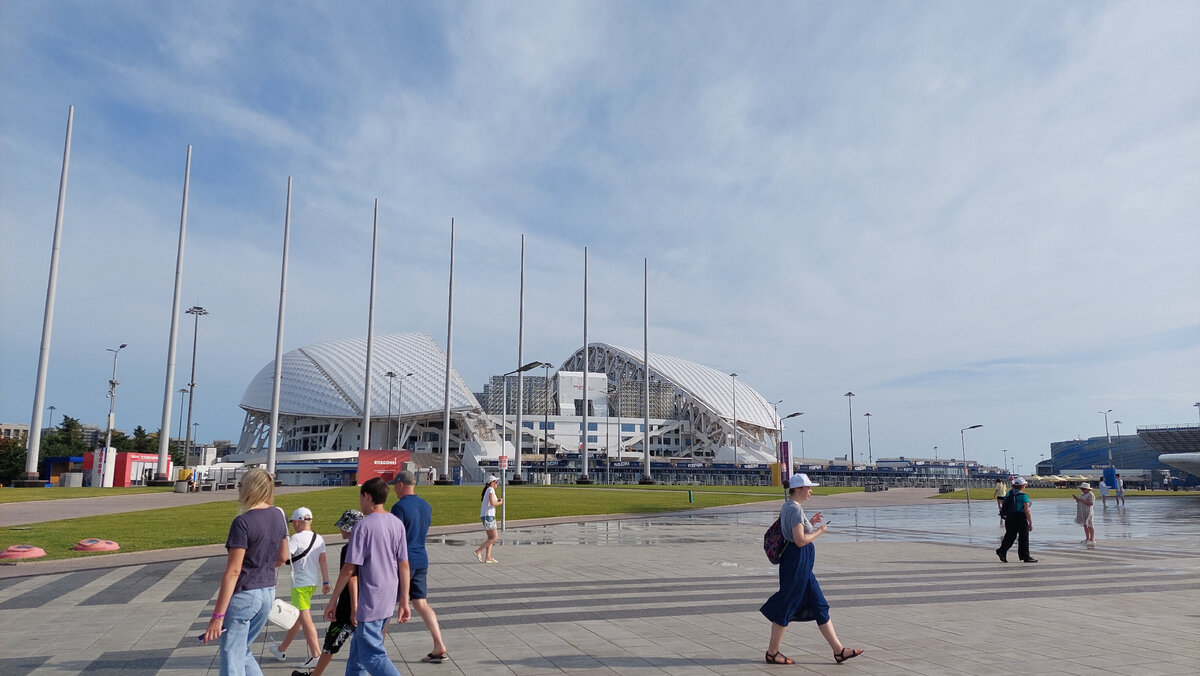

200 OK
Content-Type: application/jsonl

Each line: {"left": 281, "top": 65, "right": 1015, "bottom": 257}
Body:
{"left": 292, "top": 509, "right": 362, "bottom": 676}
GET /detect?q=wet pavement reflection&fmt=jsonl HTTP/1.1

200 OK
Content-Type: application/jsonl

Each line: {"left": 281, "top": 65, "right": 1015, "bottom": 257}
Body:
{"left": 431, "top": 496, "right": 1200, "bottom": 552}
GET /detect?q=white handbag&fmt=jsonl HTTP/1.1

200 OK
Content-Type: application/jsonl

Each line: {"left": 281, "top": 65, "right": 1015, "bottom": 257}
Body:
{"left": 268, "top": 597, "right": 300, "bottom": 629}
{"left": 268, "top": 507, "right": 301, "bottom": 630}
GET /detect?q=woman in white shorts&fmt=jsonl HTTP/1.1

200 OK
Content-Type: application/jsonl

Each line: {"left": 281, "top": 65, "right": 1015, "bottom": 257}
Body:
{"left": 472, "top": 475, "right": 503, "bottom": 563}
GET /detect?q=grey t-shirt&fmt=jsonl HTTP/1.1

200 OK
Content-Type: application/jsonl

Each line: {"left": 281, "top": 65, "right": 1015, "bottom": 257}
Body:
{"left": 779, "top": 500, "right": 812, "bottom": 543}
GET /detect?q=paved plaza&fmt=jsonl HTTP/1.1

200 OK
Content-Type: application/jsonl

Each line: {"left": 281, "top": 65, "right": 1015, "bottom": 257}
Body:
{"left": 1, "top": 489, "right": 1197, "bottom": 675}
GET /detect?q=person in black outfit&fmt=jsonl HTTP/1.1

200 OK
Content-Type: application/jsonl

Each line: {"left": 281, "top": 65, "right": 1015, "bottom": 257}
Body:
{"left": 292, "top": 509, "right": 362, "bottom": 676}
{"left": 996, "top": 476, "right": 1038, "bottom": 563}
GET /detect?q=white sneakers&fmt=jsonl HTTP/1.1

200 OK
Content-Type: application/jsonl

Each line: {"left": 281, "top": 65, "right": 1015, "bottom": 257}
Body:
{"left": 269, "top": 644, "right": 286, "bottom": 662}
{"left": 299, "top": 655, "right": 320, "bottom": 669}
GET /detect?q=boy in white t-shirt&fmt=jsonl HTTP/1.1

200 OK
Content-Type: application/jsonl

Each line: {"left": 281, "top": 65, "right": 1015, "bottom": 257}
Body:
{"left": 270, "top": 507, "right": 330, "bottom": 669}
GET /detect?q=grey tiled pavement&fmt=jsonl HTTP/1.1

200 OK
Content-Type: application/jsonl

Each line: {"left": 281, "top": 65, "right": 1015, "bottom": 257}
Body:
{"left": 1, "top": 491, "right": 1198, "bottom": 675}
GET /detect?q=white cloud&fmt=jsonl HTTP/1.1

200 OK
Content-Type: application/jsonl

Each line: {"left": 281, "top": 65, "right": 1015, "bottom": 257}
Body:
{"left": 2, "top": 1, "right": 1197, "bottom": 470}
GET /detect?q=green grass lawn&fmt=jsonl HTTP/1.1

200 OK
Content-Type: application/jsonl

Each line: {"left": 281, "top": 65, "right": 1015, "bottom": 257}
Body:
{"left": 1, "top": 484, "right": 838, "bottom": 561}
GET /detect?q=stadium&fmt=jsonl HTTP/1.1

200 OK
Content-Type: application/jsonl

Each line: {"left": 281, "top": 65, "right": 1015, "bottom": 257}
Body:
{"left": 231, "top": 334, "right": 783, "bottom": 485}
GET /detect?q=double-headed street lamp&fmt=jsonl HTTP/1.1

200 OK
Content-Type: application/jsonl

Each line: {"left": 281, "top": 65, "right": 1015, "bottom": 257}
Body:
{"left": 844, "top": 392, "right": 856, "bottom": 465}
{"left": 500, "top": 361, "right": 543, "bottom": 481}
{"left": 863, "top": 412, "right": 873, "bottom": 464}
{"left": 961, "top": 424, "right": 983, "bottom": 525}
{"left": 730, "top": 373, "right": 738, "bottom": 466}
{"left": 102, "top": 344, "right": 128, "bottom": 459}
{"left": 779, "top": 411, "right": 803, "bottom": 473}
{"left": 385, "top": 371, "right": 413, "bottom": 450}
{"left": 542, "top": 362, "right": 553, "bottom": 484}
{"left": 183, "top": 305, "right": 208, "bottom": 466}
{"left": 176, "top": 388, "right": 188, "bottom": 463}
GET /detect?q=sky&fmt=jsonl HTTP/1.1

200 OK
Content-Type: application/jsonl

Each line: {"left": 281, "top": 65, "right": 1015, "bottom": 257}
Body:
{"left": 2, "top": 1, "right": 1198, "bottom": 475}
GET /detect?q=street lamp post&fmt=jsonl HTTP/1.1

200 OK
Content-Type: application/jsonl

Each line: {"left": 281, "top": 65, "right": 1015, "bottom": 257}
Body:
{"left": 176, "top": 388, "right": 188, "bottom": 463}
{"left": 1113, "top": 420, "right": 1123, "bottom": 468}
{"left": 780, "top": 411, "right": 803, "bottom": 473}
{"left": 500, "top": 361, "right": 542, "bottom": 481}
{"left": 960, "top": 424, "right": 983, "bottom": 525}
{"left": 1099, "top": 409, "right": 1113, "bottom": 466}
{"left": 844, "top": 392, "right": 856, "bottom": 466}
{"left": 933, "top": 445, "right": 938, "bottom": 461}
{"left": 183, "top": 305, "right": 208, "bottom": 469}
{"left": 730, "top": 373, "right": 738, "bottom": 469}
{"left": 1194, "top": 402, "right": 1200, "bottom": 423}
{"left": 395, "top": 372, "right": 412, "bottom": 451}
{"left": 542, "top": 362, "right": 552, "bottom": 484}
{"left": 101, "top": 344, "right": 128, "bottom": 487}
{"left": 1002, "top": 449, "right": 1008, "bottom": 475}
{"left": 863, "top": 412, "right": 873, "bottom": 464}
{"left": 192, "top": 422, "right": 199, "bottom": 459}
{"left": 47, "top": 405, "right": 56, "bottom": 430}
{"left": 385, "top": 371, "right": 397, "bottom": 449}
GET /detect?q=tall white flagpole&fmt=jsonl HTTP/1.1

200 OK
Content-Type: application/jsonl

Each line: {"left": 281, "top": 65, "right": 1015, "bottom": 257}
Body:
{"left": 22, "top": 106, "right": 74, "bottom": 486}
{"left": 267, "top": 177, "right": 292, "bottom": 475}
{"left": 514, "top": 234, "right": 526, "bottom": 482}
{"left": 362, "top": 199, "right": 379, "bottom": 451}
{"left": 440, "top": 218, "right": 456, "bottom": 482}
{"left": 153, "top": 145, "right": 191, "bottom": 483}
{"left": 642, "top": 257, "right": 652, "bottom": 484}
{"left": 580, "top": 246, "right": 590, "bottom": 483}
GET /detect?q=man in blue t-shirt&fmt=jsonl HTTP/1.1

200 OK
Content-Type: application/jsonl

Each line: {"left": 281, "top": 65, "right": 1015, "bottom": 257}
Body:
{"left": 996, "top": 476, "right": 1037, "bottom": 563}
{"left": 391, "top": 470, "right": 448, "bottom": 664}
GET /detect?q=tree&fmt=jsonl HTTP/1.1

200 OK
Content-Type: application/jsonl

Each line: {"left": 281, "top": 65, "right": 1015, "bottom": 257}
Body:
{"left": 0, "top": 437, "right": 27, "bottom": 484}
{"left": 131, "top": 426, "right": 155, "bottom": 453}
{"left": 41, "top": 415, "right": 89, "bottom": 457}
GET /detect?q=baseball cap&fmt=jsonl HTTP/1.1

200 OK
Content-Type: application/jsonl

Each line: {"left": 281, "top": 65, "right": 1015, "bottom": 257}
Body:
{"left": 485, "top": 475, "right": 499, "bottom": 484}
{"left": 1012, "top": 476, "right": 1028, "bottom": 486}
{"left": 334, "top": 509, "right": 364, "bottom": 532}
{"left": 389, "top": 470, "right": 417, "bottom": 485}
{"left": 291, "top": 507, "right": 313, "bottom": 521}
{"left": 787, "top": 473, "right": 819, "bottom": 488}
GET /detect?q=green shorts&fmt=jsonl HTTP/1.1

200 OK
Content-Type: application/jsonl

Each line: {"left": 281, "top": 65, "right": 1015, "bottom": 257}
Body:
{"left": 291, "top": 585, "right": 316, "bottom": 610}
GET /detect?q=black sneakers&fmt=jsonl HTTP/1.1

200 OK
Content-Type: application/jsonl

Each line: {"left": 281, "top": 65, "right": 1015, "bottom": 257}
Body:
{"left": 1021, "top": 558, "right": 1038, "bottom": 563}
{"left": 995, "top": 548, "right": 1007, "bottom": 563}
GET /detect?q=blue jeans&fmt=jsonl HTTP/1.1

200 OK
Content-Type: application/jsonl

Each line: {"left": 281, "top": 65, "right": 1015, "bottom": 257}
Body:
{"left": 219, "top": 586, "right": 273, "bottom": 676}
{"left": 345, "top": 618, "right": 402, "bottom": 676}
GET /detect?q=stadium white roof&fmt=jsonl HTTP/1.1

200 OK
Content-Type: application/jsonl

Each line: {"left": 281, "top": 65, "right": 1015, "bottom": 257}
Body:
{"left": 239, "top": 333, "right": 480, "bottom": 418}
{"left": 585, "top": 343, "right": 779, "bottom": 429}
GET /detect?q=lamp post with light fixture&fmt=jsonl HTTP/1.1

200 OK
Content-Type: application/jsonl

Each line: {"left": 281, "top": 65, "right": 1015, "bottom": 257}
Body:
{"left": 961, "top": 424, "right": 983, "bottom": 525}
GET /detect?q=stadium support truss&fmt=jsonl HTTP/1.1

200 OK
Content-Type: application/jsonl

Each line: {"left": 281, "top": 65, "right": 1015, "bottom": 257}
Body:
{"left": 560, "top": 343, "right": 780, "bottom": 463}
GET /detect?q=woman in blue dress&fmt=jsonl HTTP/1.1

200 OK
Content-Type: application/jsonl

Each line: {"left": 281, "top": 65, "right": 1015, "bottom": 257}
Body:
{"left": 761, "top": 473, "right": 863, "bottom": 665}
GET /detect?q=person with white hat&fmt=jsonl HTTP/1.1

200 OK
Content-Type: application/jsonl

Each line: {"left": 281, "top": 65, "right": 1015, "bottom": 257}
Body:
{"left": 996, "top": 476, "right": 1037, "bottom": 563}
{"left": 472, "top": 475, "right": 503, "bottom": 563}
{"left": 270, "top": 507, "right": 329, "bottom": 669}
{"left": 1073, "top": 482, "right": 1095, "bottom": 546}
{"left": 760, "top": 473, "right": 863, "bottom": 666}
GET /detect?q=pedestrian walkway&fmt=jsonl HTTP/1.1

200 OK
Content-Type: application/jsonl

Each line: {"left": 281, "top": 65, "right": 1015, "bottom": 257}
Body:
{"left": 0, "top": 495, "right": 1196, "bottom": 674}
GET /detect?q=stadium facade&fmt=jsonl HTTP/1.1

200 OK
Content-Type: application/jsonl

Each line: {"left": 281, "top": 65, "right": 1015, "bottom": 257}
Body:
{"left": 233, "top": 334, "right": 784, "bottom": 484}
{"left": 1046, "top": 427, "right": 1200, "bottom": 485}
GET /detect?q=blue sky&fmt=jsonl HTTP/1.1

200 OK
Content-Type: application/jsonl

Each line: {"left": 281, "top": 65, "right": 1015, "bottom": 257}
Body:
{"left": 3, "top": 1, "right": 1197, "bottom": 473}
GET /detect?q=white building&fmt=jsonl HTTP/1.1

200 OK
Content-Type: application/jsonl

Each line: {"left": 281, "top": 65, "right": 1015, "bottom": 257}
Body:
{"left": 233, "top": 334, "right": 782, "bottom": 483}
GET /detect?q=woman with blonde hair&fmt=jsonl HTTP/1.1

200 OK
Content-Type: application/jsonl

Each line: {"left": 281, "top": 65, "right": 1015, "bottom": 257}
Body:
{"left": 203, "top": 468, "right": 289, "bottom": 675}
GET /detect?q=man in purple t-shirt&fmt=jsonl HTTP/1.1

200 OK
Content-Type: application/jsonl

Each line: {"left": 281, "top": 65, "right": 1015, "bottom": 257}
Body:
{"left": 325, "top": 477, "right": 410, "bottom": 675}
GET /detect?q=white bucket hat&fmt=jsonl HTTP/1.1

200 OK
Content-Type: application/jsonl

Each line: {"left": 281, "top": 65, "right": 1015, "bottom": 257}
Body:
{"left": 787, "top": 473, "right": 819, "bottom": 488}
